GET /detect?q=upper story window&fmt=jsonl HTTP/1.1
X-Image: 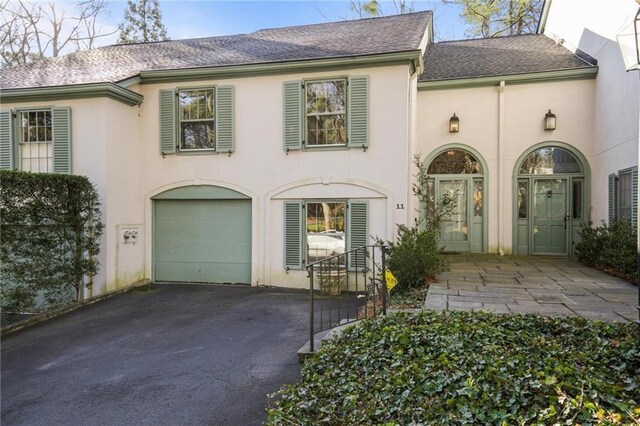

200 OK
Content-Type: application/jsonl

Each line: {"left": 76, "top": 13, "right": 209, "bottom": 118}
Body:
{"left": 0, "top": 107, "right": 71, "bottom": 174}
{"left": 179, "top": 89, "right": 215, "bottom": 151}
{"left": 305, "top": 80, "right": 346, "bottom": 147}
{"left": 159, "top": 86, "right": 234, "bottom": 156}
{"left": 19, "top": 110, "right": 53, "bottom": 172}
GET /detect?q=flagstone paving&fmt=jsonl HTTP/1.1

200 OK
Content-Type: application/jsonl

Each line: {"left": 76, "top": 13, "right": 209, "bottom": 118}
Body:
{"left": 424, "top": 254, "right": 638, "bottom": 322}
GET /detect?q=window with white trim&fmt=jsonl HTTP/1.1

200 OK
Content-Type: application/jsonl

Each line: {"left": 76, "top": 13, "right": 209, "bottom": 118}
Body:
{"left": 305, "top": 80, "right": 346, "bottom": 147}
{"left": 19, "top": 110, "right": 53, "bottom": 172}
{"left": 178, "top": 88, "right": 215, "bottom": 151}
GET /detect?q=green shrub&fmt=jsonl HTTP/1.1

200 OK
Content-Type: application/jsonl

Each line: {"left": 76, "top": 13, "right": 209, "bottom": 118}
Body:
{"left": 576, "top": 220, "right": 638, "bottom": 282}
{"left": 267, "top": 311, "right": 640, "bottom": 425}
{"left": 0, "top": 170, "right": 103, "bottom": 314}
{"left": 376, "top": 155, "right": 450, "bottom": 290}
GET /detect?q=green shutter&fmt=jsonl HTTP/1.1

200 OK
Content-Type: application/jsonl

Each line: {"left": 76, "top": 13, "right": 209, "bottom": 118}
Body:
{"left": 348, "top": 76, "right": 369, "bottom": 149}
{"left": 216, "top": 85, "right": 234, "bottom": 154}
{"left": 348, "top": 200, "right": 369, "bottom": 269}
{"left": 632, "top": 167, "right": 638, "bottom": 227}
{"left": 608, "top": 173, "right": 617, "bottom": 224}
{"left": 159, "top": 89, "right": 176, "bottom": 155}
{"left": 0, "top": 110, "right": 13, "bottom": 170}
{"left": 52, "top": 107, "right": 71, "bottom": 174}
{"left": 283, "top": 80, "right": 302, "bottom": 151}
{"left": 284, "top": 201, "right": 303, "bottom": 270}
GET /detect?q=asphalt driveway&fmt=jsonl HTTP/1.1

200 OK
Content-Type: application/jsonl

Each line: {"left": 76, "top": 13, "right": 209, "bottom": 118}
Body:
{"left": 1, "top": 284, "right": 310, "bottom": 425}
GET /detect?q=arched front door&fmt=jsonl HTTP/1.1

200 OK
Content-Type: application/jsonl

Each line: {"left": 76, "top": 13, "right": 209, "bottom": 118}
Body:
{"left": 514, "top": 143, "right": 589, "bottom": 256}
{"left": 425, "top": 146, "right": 487, "bottom": 253}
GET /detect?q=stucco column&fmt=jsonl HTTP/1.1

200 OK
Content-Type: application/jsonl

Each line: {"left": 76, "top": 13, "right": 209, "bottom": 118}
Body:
{"left": 498, "top": 81, "right": 506, "bottom": 254}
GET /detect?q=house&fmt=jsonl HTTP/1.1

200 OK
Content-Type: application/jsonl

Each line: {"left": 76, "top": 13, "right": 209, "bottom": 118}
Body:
{"left": 0, "top": 3, "right": 637, "bottom": 297}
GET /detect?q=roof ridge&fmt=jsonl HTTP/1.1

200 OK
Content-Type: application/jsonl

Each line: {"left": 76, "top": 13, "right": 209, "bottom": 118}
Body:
{"left": 433, "top": 33, "right": 544, "bottom": 44}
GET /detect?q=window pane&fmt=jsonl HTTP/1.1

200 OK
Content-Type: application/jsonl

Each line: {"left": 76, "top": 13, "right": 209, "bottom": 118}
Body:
{"left": 306, "top": 114, "right": 345, "bottom": 145}
{"left": 179, "top": 89, "right": 214, "bottom": 120}
{"left": 518, "top": 181, "right": 528, "bottom": 219}
{"left": 520, "top": 147, "right": 581, "bottom": 174}
{"left": 473, "top": 180, "right": 483, "bottom": 217}
{"left": 572, "top": 180, "right": 583, "bottom": 219}
{"left": 306, "top": 81, "right": 345, "bottom": 114}
{"left": 181, "top": 121, "right": 215, "bottom": 149}
{"left": 306, "top": 80, "right": 346, "bottom": 147}
{"left": 619, "top": 172, "right": 632, "bottom": 221}
{"left": 306, "top": 202, "right": 346, "bottom": 263}
{"left": 427, "top": 150, "right": 483, "bottom": 174}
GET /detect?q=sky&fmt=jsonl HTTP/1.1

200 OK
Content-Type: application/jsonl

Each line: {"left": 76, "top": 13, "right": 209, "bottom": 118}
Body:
{"left": 98, "top": 0, "right": 470, "bottom": 45}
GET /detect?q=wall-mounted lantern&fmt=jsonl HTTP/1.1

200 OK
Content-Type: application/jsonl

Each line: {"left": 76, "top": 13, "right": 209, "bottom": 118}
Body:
{"left": 544, "top": 110, "right": 556, "bottom": 131}
{"left": 449, "top": 113, "right": 459, "bottom": 133}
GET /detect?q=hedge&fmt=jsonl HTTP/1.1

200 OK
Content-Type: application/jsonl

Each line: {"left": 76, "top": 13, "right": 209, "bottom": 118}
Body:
{"left": 268, "top": 311, "right": 639, "bottom": 425}
{"left": 0, "top": 170, "right": 103, "bottom": 314}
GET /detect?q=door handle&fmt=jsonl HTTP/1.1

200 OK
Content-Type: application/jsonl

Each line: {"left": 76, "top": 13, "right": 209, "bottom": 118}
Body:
{"left": 564, "top": 214, "right": 570, "bottom": 230}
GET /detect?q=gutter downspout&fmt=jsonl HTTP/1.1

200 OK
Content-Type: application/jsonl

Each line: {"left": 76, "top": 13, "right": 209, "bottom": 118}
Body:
{"left": 498, "top": 81, "right": 506, "bottom": 255}
{"left": 537, "top": 0, "right": 552, "bottom": 34}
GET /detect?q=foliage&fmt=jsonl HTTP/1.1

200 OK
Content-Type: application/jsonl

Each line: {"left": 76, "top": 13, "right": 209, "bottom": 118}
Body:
{"left": 376, "top": 155, "right": 452, "bottom": 289}
{"left": 0, "top": 170, "right": 103, "bottom": 314}
{"left": 388, "top": 286, "right": 428, "bottom": 309}
{"left": 0, "top": 0, "right": 114, "bottom": 68}
{"left": 347, "top": 0, "right": 414, "bottom": 18}
{"left": 267, "top": 311, "right": 640, "bottom": 425}
{"left": 575, "top": 220, "right": 638, "bottom": 282}
{"left": 444, "top": 0, "right": 543, "bottom": 38}
{"left": 117, "top": 0, "right": 169, "bottom": 44}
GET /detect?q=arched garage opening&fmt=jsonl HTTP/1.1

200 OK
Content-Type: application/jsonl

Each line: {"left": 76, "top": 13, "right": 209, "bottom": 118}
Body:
{"left": 152, "top": 185, "right": 252, "bottom": 284}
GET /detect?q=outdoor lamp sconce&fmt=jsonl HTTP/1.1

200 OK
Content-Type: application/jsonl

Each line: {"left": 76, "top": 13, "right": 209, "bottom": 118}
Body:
{"left": 449, "top": 113, "right": 459, "bottom": 133}
{"left": 544, "top": 110, "right": 557, "bottom": 131}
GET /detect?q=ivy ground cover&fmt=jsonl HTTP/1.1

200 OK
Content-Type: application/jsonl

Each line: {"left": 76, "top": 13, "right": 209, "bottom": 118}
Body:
{"left": 268, "top": 311, "right": 639, "bottom": 425}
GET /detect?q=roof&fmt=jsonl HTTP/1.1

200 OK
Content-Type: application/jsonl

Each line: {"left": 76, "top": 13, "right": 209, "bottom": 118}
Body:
{"left": 419, "top": 34, "right": 595, "bottom": 82}
{"left": 1, "top": 11, "right": 432, "bottom": 90}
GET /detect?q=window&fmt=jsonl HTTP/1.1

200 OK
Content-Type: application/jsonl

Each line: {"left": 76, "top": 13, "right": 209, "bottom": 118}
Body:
{"left": 283, "top": 76, "right": 368, "bottom": 151}
{"left": 305, "top": 80, "right": 346, "bottom": 147}
{"left": 0, "top": 107, "right": 71, "bottom": 173}
{"left": 609, "top": 167, "right": 638, "bottom": 226}
{"left": 159, "top": 86, "right": 234, "bottom": 156}
{"left": 19, "top": 110, "right": 53, "bottom": 172}
{"left": 179, "top": 89, "right": 215, "bottom": 151}
{"left": 428, "top": 150, "right": 483, "bottom": 174}
{"left": 519, "top": 147, "right": 581, "bottom": 175}
{"left": 284, "top": 200, "right": 368, "bottom": 270}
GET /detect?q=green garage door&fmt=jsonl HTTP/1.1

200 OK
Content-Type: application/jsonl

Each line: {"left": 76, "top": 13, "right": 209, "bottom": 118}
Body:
{"left": 154, "top": 199, "right": 252, "bottom": 284}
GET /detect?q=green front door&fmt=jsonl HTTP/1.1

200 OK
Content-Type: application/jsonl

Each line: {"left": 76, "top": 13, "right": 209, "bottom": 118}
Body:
{"left": 435, "top": 177, "right": 484, "bottom": 253}
{"left": 532, "top": 179, "right": 568, "bottom": 255}
{"left": 154, "top": 199, "right": 252, "bottom": 283}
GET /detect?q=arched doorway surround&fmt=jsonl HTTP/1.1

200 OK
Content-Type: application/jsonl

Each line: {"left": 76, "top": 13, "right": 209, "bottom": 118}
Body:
{"left": 513, "top": 142, "right": 590, "bottom": 256}
{"left": 424, "top": 144, "right": 488, "bottom": 253}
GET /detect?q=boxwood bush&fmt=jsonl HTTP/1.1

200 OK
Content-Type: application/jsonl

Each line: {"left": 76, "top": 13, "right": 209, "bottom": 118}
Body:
{"left": 575, "top": 220, "right": 638, "bottom": 283}
{"left": 268, "top": 311, "right": 639, "bottom": 425}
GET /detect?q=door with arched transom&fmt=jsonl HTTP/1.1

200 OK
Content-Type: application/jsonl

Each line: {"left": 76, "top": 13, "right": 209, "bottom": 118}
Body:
{"left": 425, "top": 147, "right": 487, "bottom": 253}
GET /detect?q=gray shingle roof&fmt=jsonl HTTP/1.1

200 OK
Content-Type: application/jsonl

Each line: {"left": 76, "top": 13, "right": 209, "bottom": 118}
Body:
{"left": 1, "top": 11, "right": 431, "bottom": 90}
{"left": 420, "top": 35, "right": 595, "bottom": 82}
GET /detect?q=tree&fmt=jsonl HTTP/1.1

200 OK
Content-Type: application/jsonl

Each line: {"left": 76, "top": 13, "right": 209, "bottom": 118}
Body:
{"left": 444, "top": 0, "right": 543, "bottom": 38}
{"left": 347, "top": 0, "right": 414, "bottom": 18}
{"left": 0, "top": 0, "right": 114, "bottom": 68}
{"left": 117, "top": 0, "right": 169, "bottom": 44}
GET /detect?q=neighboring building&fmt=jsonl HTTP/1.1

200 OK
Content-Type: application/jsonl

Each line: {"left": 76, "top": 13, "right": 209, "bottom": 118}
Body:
{"left": 0, "top": 4, "right": 636, "bottom": 297}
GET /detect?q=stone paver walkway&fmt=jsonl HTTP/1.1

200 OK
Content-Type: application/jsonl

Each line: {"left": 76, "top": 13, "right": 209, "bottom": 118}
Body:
{"left": 425, "top": 254, "right": 638, "bottom": 322}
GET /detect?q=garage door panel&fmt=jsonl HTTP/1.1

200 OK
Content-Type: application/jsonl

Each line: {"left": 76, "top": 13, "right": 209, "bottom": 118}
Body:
{"left": 155, "top": 261, "right": 251, "bottom": 284}
{"left": 154, "top": 199, "right": 252, "bottom": 284}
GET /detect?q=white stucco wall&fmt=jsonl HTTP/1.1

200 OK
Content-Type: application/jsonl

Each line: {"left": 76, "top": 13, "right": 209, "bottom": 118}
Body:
{"left": 416, "top": 78, "right": 596, "bottom": 253}
{"left": 133, "top": 64, "right": 415, "bottom": 288}
{"left": 545, "top": 0, "right": 640, "bottom": 223}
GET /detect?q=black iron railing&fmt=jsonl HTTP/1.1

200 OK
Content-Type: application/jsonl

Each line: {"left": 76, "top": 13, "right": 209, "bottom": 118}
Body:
{"left": 306, "top": 244, "right": 388, "bottom": 352}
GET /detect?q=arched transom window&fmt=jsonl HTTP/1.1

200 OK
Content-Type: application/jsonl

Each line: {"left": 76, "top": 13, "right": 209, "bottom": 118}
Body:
{"left": 427, "top": 149, "right": 483, "bottom": 175}
{"left": 519, "top": 147, "right": 582, "bottom": 175}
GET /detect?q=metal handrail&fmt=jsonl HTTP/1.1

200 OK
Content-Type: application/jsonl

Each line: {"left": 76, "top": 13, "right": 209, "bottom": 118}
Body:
{"left": 306, "top": 244, "right": 388, "bottom": 352}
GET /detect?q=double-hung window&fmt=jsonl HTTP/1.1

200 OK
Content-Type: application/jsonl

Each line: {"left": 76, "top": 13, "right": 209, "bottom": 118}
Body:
{"left": 283, "top": 76, "right": 368, "bottom": 151}
{"left": 609, "top": 167, "right": 638, "bottom": 226}
{"left": 305, "top": 80, "right": 346, "bottom": 147}
{"left": 159, "top": 85, "right": 235, "bottom": 156}
{"left": 0, "top": 107, "right": 72, "bottom": 173}
{"left": 179, "top": 89, "right": 215, "bottom": 151}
